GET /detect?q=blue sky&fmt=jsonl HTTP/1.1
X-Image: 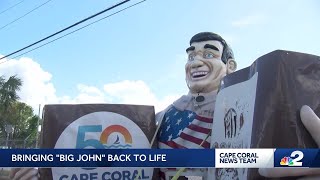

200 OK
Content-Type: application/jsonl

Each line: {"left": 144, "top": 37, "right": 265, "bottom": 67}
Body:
{"left": 0, "top": 0, "right": 319, "bottom": 112}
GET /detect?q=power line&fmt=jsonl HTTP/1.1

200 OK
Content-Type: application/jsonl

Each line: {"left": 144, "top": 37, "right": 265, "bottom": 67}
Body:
{"left": 0, "top": 0, "right": 131, "bottom": 61}
{"left": 0, "top": 0, "right": 26, "bottom": 16}
{"left": 0, "top": 0, "right": 53, "bottom": 31}
{"left": 9, "top": 0, "right": 146, "bottom": 60}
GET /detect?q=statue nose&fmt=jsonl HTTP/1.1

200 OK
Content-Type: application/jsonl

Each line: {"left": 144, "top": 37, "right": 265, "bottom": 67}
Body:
{"left": 191, "top": 59, "right": 204, "bottom": 68}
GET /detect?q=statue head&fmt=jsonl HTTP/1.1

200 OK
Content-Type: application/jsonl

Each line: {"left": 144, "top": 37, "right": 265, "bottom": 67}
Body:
{"left": 185, "top": 32, "right": 237, "bottom": 93}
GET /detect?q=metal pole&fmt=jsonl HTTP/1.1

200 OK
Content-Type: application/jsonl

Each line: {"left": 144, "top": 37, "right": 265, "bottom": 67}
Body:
{"left": 5, "top": 124, "right": 13, "bottom": 149}
{"left": 35, "top": 104, "right": 41, "bottom": 148}
{"left": 24, "top": 134, "right": 32, "bottom": 148}
{"left": 5, "top": 133, "right": 9, "bottom": 148}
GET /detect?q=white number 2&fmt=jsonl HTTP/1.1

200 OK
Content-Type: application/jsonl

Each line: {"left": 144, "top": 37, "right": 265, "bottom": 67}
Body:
{"left": 290, "top": 150, "right": 304, "bottom": 166}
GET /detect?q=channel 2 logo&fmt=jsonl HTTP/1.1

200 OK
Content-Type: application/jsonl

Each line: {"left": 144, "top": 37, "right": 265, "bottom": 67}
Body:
{"left": 280, "top": 150, "right": 304, "bottom": 166}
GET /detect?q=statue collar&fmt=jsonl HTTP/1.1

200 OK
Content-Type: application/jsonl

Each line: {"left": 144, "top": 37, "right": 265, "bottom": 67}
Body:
{"left": 172, "top": 90, "right": 218, "bottom": 111}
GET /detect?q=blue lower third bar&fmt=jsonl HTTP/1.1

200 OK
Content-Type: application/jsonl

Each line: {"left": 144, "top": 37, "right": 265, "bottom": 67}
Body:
{"left": 0, "top": 149, "right": 215, "bottom": 167}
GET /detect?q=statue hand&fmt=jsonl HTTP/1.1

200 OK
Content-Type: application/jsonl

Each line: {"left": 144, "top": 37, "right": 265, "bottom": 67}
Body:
{"left": 9, "top": 168, "right": 39, "bottom": 180}
{"left": 259, "top": 105, "right": 320, "bottom": 178}
{"left": 300, "top": 105, "right": 320, "bottom": 147}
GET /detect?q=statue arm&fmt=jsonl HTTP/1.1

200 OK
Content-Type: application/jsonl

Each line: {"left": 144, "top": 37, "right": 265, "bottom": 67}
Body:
{"left": 259, "top": 105, "right": 320, "bottom": 178}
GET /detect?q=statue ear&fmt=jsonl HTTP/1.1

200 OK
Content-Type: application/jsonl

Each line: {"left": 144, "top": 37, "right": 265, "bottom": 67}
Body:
{"left": 226, "top": 59, "right": 237, "bottom": 74}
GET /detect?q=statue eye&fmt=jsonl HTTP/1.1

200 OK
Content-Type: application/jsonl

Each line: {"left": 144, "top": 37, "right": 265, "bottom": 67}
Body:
{"left": 188, "top": 53, "right": 195, "bottom": 61}
{"left": 203, "top": 52, "right": 214, "bottom": 59}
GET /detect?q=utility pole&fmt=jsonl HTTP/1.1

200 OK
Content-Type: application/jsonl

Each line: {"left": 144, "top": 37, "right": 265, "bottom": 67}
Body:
{"left": 4, "top": 124, "right": 13, "bottom": 148}
{"left": 35, "top": 104, "right": 41, "bottom": 148}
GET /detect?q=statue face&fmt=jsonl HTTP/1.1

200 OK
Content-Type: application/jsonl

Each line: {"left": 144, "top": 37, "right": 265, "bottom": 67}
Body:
{"left": 185, "top": 40, "right": 227, "bottom": 93}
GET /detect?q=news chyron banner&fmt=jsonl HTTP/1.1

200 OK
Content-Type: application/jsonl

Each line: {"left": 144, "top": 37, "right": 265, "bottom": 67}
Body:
{"left": 1, "top": 149, "right": 320, "bottom": 168}
{"left": 274, "top": 149, "right": 320, "bottom": 167}
{"left": 215, "top": 149, "right": 320, "bottom": 168}
{"left": 213, "top": 149, "right": 320, "bottom": 180}
{"left": 215, "top": 149, "right": 273, "bottom": 168}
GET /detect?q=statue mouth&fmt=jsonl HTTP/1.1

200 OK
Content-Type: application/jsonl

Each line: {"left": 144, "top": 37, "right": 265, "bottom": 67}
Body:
{"left": 191, "top": 71, "right": 208, "bottom": 78}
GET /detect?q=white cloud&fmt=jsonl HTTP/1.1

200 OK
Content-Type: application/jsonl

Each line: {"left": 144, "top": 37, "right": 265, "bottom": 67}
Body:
{"left": 67, "top": 84, "right": 108, "bottom": 104}
{"left": 104, "top": 80, "right": 157, "bottom": 103}
{"left": 231, "top": 14, "right": 266, "bottom": 27}
{"left": 0, "top": 56, "right": 179, "bottom": 114}
{"left": 0, "top": 57, "right": 58, "bottom": 113}
{"left": 104, "top": 80, "right": 180, "bottom": 112}
{"left": 77, "top": 84, "right": 104, "bottom": 96}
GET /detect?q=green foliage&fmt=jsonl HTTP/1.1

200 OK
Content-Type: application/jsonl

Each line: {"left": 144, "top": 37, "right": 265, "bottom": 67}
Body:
{"left": 0, "top": 75, "right": 22, "bottom": 111}
{"left": 0, "top": 75, "right": 39, "bottom": 148}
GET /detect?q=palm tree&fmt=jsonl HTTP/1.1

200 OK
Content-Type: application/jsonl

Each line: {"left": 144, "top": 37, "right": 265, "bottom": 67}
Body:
{"left": 0, "top": 75, "right": 22, "bottom": 139}
{"left": 0, "top": 75, "right": 22, "bottom": 111}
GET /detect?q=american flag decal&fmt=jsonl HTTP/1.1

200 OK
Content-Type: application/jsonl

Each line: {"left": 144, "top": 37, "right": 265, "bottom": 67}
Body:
{"left": 159, "top": 106, "right": 213, "bottom": 149}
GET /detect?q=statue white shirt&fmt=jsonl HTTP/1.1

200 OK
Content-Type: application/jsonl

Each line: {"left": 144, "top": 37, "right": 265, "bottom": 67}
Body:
{"left": 156, "top": 90, "right": 217, "bottom": 179}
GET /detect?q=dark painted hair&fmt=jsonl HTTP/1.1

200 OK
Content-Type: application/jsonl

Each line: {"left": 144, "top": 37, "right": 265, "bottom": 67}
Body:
{"left": 189, "top": 32, "right": 234, "bottom": 64}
